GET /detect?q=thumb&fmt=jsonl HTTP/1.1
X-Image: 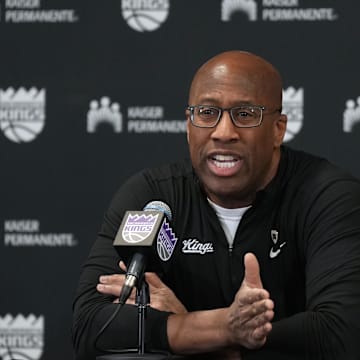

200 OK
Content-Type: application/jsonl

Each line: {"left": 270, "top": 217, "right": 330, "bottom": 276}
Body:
{"left": 244, "top": 252, "right": 263, "bottom": 289}
{"left": 145, "top": 272, "right": 163, "bottom": 288}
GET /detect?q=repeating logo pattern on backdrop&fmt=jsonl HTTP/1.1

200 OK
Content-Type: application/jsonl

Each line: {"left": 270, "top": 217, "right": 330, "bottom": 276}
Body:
{"left": 343, "top": 97, "right": 360, "bottom": 133}
{"left": 86, "top": 92, "right": 304, "bottom": 140}
{"left": 0, "top": 87, "right": 46, "bottom": 143}
{"left": 121, "top": 0, "right": 170, "bottom": 32}
{"left": 221, "top": 0, "right": 338, "bottom": 22}
{"left": 282, "top": 87, "right": 304, "bottom": 142}
{"left": 0, "top": 314, "right": 44, "bottom": 360}
{"left": 87, "top": 97, "right": 123, "bottom": 133}
{"left": 3, "top": 219, "right": 78, "bottom": 247}
{"left": 87, "top": 97, "right": 186, "bottom": 134}
{"left": 85, "top": 90, "right": 360, "bottom": 140}
{"left": 2, "top": 0, "right": 78, "bottom": 23}
{"left": 222, "top": 0, "right": 258, "bottom": 21}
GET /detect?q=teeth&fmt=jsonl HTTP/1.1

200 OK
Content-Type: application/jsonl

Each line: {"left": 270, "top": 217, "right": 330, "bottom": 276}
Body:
{"left": 212, "top": 155, "right": 238, "bottom": 168}
{"left": 213, "top": 160, "right": 236, "bottom": 168}
{"left": 213, "top": 154, "right": 236, "bottom": 161}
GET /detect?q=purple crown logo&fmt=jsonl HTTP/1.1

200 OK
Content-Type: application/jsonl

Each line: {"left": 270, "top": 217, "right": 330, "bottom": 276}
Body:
{"left": 122, "top": 213, "right": 159, "bottom": 243}
{"left": 157, "top": 219, "right": 177, "bottom": 261}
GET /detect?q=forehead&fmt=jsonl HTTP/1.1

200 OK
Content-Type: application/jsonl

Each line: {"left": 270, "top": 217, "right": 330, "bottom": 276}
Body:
{"left": 189, "top": 57, "right": 281, "bottom": 107}
{"left": 192, "top": 73, "right": 259, "bottom": 105}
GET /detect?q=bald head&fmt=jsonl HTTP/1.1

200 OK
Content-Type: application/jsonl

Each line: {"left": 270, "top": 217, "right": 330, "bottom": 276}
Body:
{"left": 189, "top": 51, "right": 283, "bottom": 109}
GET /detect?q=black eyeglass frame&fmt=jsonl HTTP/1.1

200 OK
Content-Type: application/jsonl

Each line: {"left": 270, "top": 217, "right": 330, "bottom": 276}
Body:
{"left": 186, "top": 104, "right": 281, "bottom": 128}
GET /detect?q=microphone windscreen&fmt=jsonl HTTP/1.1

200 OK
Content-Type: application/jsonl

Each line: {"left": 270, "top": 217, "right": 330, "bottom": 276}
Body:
{"left": 143, "top": 200, "right": 172, "bottom": 221}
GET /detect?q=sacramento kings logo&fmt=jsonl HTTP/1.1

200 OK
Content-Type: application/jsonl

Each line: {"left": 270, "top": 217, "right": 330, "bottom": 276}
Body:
{"left": 121, "top": 0, "right": 170, "bottom": 32}
{"left": 0, "top": 87, "right": 46, "bottom": 143}
{"left": 0, "top": 314, "right": 44, "bottom": 360}
{"left": 122, "top": 213, "right": 159, "bottom": 243}
{"left": 282, "top": 87, "right": 304, "bottom": 142}
{"left": 156, "top": 218, "right": 177, "bottom": 261}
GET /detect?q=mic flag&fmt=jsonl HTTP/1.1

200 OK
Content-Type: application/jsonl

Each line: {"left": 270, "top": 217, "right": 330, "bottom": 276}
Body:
{"left": 113, "top": 201, "right": 177, "bottom": 272}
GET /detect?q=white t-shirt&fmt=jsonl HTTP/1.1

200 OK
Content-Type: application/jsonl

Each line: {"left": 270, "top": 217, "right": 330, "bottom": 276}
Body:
{"left": 207, "top": 198, "right": 251, "bottom": 249}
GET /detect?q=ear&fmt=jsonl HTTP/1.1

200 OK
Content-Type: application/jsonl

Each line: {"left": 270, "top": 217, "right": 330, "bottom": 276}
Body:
{"left": 274, "top": 114, "right": 287, "bottom": 147}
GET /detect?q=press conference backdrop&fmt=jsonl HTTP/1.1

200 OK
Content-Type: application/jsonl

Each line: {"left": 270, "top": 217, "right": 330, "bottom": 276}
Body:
{"left": 0, "top": 0, "right": 359, "bottom": 359}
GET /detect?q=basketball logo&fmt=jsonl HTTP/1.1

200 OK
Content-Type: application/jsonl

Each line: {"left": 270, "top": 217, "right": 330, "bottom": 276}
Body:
{"left": 156, "top": 219, "right": 177, "bottom": 261}
{"left": 0, "top": 314, "right": 44, "bottom": 360}
{"left": 122, "top": 213, "right": 159, "bottom": 243}
{"left": 0, "top": 87, "right": 46, "bottom": 143}
{"left": 121, "top": 0, "right": 170, "bottom": 32}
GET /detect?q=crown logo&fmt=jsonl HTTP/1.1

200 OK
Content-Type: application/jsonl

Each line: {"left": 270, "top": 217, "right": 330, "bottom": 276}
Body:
{"left": 87, "top": 96, "right": 122, "bottom": 133}
{"left": 0, "top": 87, "right": 46, "bottom": 143}
{"left": 282, "top": 87, "right": 304, "bottom": 142}
{"left": 0, "top": 313, "right": 44, "bottom": 330}
{"left": 157, "top": 219, "right": 178, "bottom": 261}
{"left": 127, "top": 213, "right": 159, "bottom": 224}
{"left": 0, "top": 314, "right": 44, "bottom": 360}
{"left": 221, "top": 0, "right": 257, "bottom": 22}
{"left": 343, "top": 97, "right": 360, "bottom": 133}
{"left": 121, "top": 212, "right": 159, "bottom": 243}
{"left": 0, "top": 87, "right": 45, "bottom": 103}
{"left": 283, "top": 86, "right": 303, "bottom": 104}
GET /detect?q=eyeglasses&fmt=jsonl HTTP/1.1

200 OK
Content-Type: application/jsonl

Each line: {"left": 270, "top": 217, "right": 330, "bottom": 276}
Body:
{"left": 186, "top": 104, "right": 281, "bottom": 128}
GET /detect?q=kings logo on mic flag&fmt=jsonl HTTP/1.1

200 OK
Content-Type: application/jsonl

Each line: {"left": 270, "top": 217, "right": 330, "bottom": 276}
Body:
{"left": 116, "top": 210, "right": 177, "bottom": 262}
{"left": 122, "top": 213, "right": 160, "bottom": 243}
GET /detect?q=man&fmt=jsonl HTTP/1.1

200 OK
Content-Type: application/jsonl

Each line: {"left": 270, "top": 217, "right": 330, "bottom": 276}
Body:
{"left": 72, "top": 51, "right": 360, "bottom": 359}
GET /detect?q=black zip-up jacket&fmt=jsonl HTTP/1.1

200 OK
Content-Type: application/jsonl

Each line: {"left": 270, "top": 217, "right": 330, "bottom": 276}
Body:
{"left": 72, "top": 146, "right": 360, "bottom": 359}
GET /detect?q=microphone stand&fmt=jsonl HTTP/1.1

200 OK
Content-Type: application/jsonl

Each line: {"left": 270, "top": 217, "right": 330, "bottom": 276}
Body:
{"left": 137, "top": 280, "right": 149, "bottom": 355}
{"left": 96, "top": 279, "right": 170, "bottom": 360}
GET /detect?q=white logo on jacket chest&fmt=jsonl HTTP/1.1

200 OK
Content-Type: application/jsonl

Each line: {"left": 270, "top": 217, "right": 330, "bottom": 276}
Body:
{"left": 269, "top": 229, "right": 286, "bottom": 259}
{"left": 182, "top": 238, "right": 214, "bottom": 255}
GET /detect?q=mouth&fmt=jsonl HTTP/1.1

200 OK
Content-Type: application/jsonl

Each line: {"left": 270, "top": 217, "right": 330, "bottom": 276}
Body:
{"left": 207, "top": 153, "right": 243, "bottom": 176}
{"left": 211, "top": 154, "right": 239, "bottom": 168}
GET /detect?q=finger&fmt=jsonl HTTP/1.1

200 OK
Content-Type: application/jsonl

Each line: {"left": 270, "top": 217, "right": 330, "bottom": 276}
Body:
{"left": 119, "top": 261, "right": 127, "bottom": 272}
{"left": 253, "top": 308, "right": 274, "bottom": 325}
{"left": 145, "top": 272, "right": 163, "bottom": 288}
{"left": 97, "top": 283, "right": 138, "bottom": 301}
{"left": 244, "top": 253, "right": 263, "bottom": 289}
{"left": 248, "top": 298, "right": 273, "bottom": 312}
{"left": 97, "top": 283, "right": 122, "bottom": 297}
{"left": 245, "top": 308, "right": 274, "bottom": 337}
{"left": 253, "top": 299, "right": 274, "bottom": 318}
{"left": 252, "top": 321, "right": 273, "bottom": 342}
{"left": 237, "top": 288, "right": 270, "bottom": 306}
{"left": 99, "top": 274, "right": 125, "bottom": 285}
{"left": 236, "top": 298, "right": 274, "bottom": 324}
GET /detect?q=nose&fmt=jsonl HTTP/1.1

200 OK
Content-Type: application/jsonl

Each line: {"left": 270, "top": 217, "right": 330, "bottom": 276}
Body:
{"left": 210, "top": 110, "right": 239, "bottom": 142}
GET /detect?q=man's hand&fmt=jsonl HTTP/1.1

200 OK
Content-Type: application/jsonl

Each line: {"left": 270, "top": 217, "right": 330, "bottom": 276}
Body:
{"left": 226, "top": 252, "right": 274, "bottom": 349}
{"left": 97, "top": 261, "right": 187, "bottom": 314}
{"left": 98, "top": 254, "right": 273, "bottom": 356}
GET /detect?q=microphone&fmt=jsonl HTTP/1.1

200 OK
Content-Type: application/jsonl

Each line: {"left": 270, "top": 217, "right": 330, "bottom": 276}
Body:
{"left": 113, "top": 201, "right": 177, "bottom": 304}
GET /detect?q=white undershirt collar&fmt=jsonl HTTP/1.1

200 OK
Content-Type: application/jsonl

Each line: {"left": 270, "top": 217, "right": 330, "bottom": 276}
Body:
{"left": 207, "top": 198, "right": 251, "bottom": 249}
